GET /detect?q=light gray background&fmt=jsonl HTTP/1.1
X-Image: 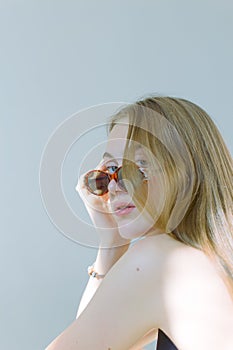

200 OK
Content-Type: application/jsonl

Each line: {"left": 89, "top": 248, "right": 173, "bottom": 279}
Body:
{"left": 1, "top": 1, "right": 233, "bottom": 349}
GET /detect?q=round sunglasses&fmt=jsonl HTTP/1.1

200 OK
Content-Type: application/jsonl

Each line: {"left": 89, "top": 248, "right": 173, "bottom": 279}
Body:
{"left": 84, "top": 165, "right": 148, "bottom": 196}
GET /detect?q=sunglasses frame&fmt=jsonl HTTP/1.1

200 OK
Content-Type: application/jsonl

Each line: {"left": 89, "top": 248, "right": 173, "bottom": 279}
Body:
{"left": 84, "top": 165, "right": 147, "bottom": 196}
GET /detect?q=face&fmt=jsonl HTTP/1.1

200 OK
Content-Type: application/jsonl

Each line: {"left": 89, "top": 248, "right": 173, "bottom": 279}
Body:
{"left": 100, "top": 117, "right": 163, "bottom": 240}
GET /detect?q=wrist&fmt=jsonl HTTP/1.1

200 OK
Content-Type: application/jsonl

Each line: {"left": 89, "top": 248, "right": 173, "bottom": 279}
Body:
{"left": 88, "top": 264, "right": 106, "bottom": 280}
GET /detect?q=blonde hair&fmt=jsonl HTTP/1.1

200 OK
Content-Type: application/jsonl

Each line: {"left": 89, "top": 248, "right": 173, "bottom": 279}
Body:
{"left": 108, "top": 96, "right": 233, "bottom": 295}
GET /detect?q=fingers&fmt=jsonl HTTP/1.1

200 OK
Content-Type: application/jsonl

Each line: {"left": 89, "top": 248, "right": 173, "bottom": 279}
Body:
{"left": 75, "top": 173, "right": 86, "bottom": 199}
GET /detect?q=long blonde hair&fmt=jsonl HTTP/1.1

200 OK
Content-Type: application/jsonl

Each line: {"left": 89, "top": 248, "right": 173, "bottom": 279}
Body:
{"left": 108, "top": 96, "right": 233, "bottom": 295}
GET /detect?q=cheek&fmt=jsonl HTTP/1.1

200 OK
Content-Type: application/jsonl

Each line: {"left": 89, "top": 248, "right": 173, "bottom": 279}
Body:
{"left": 146, "top": 175, "right": 165, "bottom": 211}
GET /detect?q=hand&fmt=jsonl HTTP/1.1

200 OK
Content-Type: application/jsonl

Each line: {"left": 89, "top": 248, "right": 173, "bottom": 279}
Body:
{"left": 76, "top": 163, "right": 130, "bottom": 248}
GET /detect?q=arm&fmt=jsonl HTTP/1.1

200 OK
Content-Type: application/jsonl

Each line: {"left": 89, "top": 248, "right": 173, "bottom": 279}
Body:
{"left": 76, "top": 243, "right": 158, "bottom": 350}
{"left": 76, "top": 242, "right": 130, "bottom": 318}
{"left": 45, "top": 237, "right": 160, "bottom": 350}
{"left": 75, "top": 168, "right": 131, "bottom": 318}
{"left": 77, "top": 244, "right": 158, "bottom": 350}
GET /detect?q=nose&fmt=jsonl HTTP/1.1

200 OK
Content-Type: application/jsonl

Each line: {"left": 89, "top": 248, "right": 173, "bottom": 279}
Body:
{"left": 108, "top": 179, "right": 122, "bottom": 194}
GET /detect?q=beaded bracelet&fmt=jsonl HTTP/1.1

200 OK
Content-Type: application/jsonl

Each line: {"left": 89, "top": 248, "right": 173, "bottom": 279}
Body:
{"left": 87, "top": 264, "right": 105, "bottom": 279}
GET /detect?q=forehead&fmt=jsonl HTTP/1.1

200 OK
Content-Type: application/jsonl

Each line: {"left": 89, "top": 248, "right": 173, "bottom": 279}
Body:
{"left": 105, "top": 121, "right": 145, "bottom": 160}
{"left": 105, "top": 121, "right": 129, "bottom": 159}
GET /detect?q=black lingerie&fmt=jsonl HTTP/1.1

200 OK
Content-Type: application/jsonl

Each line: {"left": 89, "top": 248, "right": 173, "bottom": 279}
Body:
{"left": 156, "top": 329, "right": 178, "bottom": 350}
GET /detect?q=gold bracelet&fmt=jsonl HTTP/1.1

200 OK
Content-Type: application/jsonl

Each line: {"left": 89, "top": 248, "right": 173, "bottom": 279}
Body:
{"left": 87, "top": 265, "right": 105, "bottom": 279}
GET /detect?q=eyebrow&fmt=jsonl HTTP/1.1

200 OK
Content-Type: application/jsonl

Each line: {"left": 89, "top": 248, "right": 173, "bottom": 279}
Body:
{"left": 102, "top": 152, "right": 115, "bottom": 159}
{"left": 102, "top": 145, "right": 144, "bottom": 160}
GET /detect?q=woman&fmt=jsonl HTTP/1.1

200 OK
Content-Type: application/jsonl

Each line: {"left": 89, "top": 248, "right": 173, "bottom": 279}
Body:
{"left": 45, "top": 96, "right": 233, "bottom": 350}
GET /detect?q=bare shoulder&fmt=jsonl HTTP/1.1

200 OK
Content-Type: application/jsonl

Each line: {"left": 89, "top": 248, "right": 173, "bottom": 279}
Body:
{"left": 134, "top": 233, "right": 233, "bottom": 350}
{"left": 128, "top": 232, "right": 203, "bottom": 269}
{"left": 135, "top": 233, "right": 233, "bottom": 313}
{"left": 131, "top": 233, "right": 228, "bottom": 288}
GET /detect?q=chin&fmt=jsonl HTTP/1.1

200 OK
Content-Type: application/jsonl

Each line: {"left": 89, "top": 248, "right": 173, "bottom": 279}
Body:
{"left": 116, "top": 215, "right": 155, "bottom": 241}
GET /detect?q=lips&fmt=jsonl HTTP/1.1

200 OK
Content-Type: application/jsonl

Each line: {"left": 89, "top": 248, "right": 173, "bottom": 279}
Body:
{"left": 112, "top": 201, "right": 136, "bottom": 212}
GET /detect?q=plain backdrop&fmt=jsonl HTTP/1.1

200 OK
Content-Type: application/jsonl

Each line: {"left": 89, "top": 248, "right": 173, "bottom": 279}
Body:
{"left": 1, "top": 1, "right": 233, "bottom": 349}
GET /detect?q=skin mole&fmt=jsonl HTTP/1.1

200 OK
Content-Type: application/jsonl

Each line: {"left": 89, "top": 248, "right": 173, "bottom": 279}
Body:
{"left": 136, "top": 267, "right": 140, "bottom": 271}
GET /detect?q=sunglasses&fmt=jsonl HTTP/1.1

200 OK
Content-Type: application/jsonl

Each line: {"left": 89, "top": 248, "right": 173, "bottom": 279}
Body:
{"left": 84, "top": 165, "right": 148, "bottom": 196}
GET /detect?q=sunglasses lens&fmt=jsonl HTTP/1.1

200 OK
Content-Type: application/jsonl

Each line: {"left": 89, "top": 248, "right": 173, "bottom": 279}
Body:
{"left": 86, "top": 171, "right": 109, "bottom": 196}
{"left": 85, "top": 166, "right": 147, "bottom": 196}
{"left": 118, "top": 166, "right": 146, "bottom": 192}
